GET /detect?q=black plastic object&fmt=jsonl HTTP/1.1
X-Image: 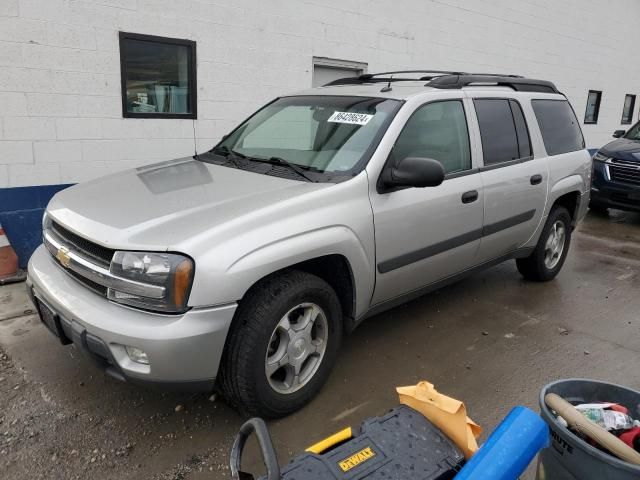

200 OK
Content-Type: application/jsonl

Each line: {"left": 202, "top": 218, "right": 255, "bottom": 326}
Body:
{"left": 250, "top": 405, "right": 464, "bottom": 480}
{"left": 324, "top": 70, "right": 559, "bottom": 94}
{"left": 427, "top": 74, "right": 559, "bottom": 93}
{"left": 230, "top": 418, "right": 281, "bottom": 480}
{"left": 382, "top": 157, "right": 445, "bottom": 189}
{"left": 537, "top": 378, "right": 640, "bottom": 480}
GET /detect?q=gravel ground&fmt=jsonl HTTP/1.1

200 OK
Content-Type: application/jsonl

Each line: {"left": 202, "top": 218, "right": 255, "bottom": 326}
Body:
{"left": 0, "top": 346, "right": 234, "bottom": 479}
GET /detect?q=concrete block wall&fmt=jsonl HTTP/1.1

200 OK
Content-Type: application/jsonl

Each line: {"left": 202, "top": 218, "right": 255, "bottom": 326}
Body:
{"left": 0, "top": 0, "right": 639, "bottom": 190}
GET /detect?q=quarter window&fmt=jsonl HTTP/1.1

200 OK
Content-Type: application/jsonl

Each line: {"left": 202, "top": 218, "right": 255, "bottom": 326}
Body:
{"left": 119, "top": 32, "right": 197, "bottom": 119}
{"left": 390, "top": 100, "right": 471, "bottom": 175}
{"left": 621, "top": 94, "right": 636, "bottom": 125}
{"left": 474, "top": 99, "right": 530, "bottom": 165}
{"left": 584, "top": 90, "right": 602, "bottom": 124}
{"left": 531, "top": 99, "right": 585, "bottom": 156}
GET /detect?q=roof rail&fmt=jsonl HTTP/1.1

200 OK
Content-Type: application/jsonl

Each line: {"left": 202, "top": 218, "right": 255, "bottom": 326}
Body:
{"left": 427, "top": 74, "right": 559, "bottom": 93}
{"left": 324, "top": 70, "right": 467, "bottom": 86}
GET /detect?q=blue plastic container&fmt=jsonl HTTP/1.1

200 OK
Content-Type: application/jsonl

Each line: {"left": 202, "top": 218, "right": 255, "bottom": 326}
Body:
{"left": 455, "top": 406, "right": 549, "bottom": 480}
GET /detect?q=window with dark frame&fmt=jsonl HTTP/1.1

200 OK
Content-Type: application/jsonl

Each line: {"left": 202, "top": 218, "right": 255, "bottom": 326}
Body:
{"left": 584, "top": 90, "right": 602, "bottom": 124}
{"left": 473, "top": 98, "right": 531, "bottom": 165}
{"left": 621, "top": 94, "right": 636, "bottom": 125}
{"left": 119, "top": 32, "right": 197, "bottom": 119}
{"left": 531, "top": 99, "right": 584, "bottom": 156}
{"left": 391, "top": 100, "right": 471, "bottom": 175}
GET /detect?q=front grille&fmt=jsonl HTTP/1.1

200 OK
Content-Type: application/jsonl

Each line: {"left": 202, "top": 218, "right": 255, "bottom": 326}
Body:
{"left": 51, "top": 221, "right": 114, "bottom": 268}
{"left": 66, "top": 268, "right": 108, "bottom": 296}
{"left": 610, "top": 159, "right": 640, "bottom": 186}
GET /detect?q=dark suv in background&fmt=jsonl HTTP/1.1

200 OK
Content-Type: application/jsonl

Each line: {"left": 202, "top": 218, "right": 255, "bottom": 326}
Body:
{"left": 591, "top": 122, "right": 640, "bottom": 212}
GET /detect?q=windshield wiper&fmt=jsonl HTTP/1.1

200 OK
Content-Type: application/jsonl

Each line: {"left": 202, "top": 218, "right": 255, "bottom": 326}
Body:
{"left": 210, "top": 145, "right": 247, "bottom": 168}
{"left": 262, "top": 156, "right": 316, "bottom": 182}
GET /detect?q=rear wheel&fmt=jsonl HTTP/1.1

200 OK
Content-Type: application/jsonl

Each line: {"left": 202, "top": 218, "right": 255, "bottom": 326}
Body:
{"left": 516, "top": 206, "right": 572, "bottom": 282}
{"left": 218, "top": 270, "right": 342, "bottom": 418}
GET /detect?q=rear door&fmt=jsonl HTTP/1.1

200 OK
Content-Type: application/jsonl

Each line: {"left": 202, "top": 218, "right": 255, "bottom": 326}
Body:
{"left": 471, "top": 97, "right": 548, "bottom": 263}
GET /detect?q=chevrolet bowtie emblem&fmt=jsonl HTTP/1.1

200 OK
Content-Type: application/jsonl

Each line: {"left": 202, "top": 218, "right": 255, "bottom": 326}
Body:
{"left": 56, "top": 246, "right": 72, "bottom": 268}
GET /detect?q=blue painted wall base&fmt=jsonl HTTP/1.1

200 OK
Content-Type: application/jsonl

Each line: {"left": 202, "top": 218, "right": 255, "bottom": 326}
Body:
{"left": 0, "top": 184, "right": 73, "bottom": 268}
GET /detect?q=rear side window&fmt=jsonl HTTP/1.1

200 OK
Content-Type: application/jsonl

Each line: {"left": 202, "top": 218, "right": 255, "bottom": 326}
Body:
{"left": 531, "top": 100, "right": 585, "bottom": 156}
{"left": 509, "top": 100, "right": 532, "bottom": 159}
{"left": 474, "top": 99, "right": 531, "bottom": 165}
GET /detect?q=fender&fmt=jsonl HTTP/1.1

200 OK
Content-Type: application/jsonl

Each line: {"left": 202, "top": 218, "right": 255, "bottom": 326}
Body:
{"left": 548, "top": 174, "right": 586, "bottom": 217}
{"left": 189, "top": 225, "right": 375, "bottom": 318}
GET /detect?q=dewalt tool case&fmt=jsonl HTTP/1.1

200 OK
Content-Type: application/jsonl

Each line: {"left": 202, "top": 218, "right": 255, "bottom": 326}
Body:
{"left": 230, "top": 405, "right": 465, "bottom": 480}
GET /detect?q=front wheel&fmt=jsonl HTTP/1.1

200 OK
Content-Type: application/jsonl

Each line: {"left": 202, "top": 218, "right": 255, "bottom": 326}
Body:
{"left": 516, "top": 206, "right": 572, "bottom": 282}
{"left": 217, "top": 270, "right": 342, "bottom": 418}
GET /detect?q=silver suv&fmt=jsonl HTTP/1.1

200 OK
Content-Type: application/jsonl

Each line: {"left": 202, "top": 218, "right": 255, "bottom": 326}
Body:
{"left": 27, "top": 71, "right": 591, "bottom": 417}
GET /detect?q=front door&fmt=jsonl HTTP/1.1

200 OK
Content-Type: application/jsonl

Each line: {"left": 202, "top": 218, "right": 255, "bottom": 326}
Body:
{"left": 370, "top": 99, "right": 484, "bottom": 305}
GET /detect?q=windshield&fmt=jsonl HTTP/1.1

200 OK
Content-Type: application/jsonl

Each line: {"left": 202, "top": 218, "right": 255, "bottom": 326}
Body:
{"left": 211, "top": 96, "right": 401, "bottom": 177}
{"left": 624, "top": 121, "right": 640, "bottom": 140}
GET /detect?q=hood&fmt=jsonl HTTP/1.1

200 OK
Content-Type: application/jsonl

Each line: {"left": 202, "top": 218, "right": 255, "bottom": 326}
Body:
{"left": 47, "top": 158, "right": 330, "bottom": 250}
{"left": 599, "top": 138, "right": 640, "bottom": 162}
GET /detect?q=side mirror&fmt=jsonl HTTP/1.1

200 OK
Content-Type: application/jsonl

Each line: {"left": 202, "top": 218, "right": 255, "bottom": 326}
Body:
{"left": 613, "top": 130, "right": 625, "bottom": 138}
{"left": 382, "top": 157, "right": 445, "bottom": 189}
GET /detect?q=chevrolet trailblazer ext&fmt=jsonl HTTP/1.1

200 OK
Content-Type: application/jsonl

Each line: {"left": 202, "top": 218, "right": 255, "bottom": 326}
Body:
{"left": 28, "top": 71, "right": 591, "bottom": 417}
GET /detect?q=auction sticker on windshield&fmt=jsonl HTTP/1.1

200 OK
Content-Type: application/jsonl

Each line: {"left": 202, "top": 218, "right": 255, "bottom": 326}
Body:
{"left": 328, "top": 111, "right": 373, "bottom": 125}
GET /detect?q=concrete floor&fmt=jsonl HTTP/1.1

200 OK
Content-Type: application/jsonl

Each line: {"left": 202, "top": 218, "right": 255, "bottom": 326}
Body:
{"left": 0, "top": 209, "right": 639, "bottom": 479}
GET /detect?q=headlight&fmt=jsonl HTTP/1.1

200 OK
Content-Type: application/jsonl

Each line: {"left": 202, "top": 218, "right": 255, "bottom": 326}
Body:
{"left": 593, "top": 152, "right": 610, "bottom": 162}
{"left": 107, "top": 251, "right": 194, "bottom": 313}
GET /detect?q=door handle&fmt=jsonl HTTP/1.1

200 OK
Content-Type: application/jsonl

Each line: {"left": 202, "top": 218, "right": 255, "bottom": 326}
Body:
{"left": 530, "top": 174, "right": 543, "bottom": 185}
{"left": 461, "top": 190, "right": 479, "bottom": 204}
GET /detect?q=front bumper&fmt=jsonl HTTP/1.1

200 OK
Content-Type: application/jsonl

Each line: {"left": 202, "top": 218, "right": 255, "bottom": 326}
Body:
{"left": 591, "top": 160, "right": 640, "bottom": 212}
{"left": 27, "top": 245, "right": 237, "bottom": 390}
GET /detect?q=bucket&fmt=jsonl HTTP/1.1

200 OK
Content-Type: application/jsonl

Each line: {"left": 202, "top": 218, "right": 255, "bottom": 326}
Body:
{"left": 536, "top": 378, "right": 640, "bottom": 480}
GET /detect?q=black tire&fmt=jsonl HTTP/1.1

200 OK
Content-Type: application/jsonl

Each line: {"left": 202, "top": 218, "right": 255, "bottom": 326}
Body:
{"left": 217, "top": 270, "right": 342, "bottom": 418}
{"left": 516, "top": 206, "right": 572, "bottom": 282}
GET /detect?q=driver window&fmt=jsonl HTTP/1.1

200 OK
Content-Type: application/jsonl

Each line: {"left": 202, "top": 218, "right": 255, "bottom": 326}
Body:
{"left": 391, "top": 100, "right": 471, "bottom": 175}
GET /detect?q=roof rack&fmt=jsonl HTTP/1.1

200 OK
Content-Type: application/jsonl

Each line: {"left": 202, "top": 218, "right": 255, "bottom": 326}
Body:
{"left": 324, "top": 70, "right": 467, "bottom": 86}
{"left": 427, "top": 74, "right": 559, "bottom": 93}
{"left": 324, "top": 70, "right": 560, "bottom": 94}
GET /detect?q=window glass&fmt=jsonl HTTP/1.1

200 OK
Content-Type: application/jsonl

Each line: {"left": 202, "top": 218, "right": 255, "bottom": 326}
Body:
{"left": 216, "top": 96, "right": 400, "bottom": 174}
{"left": 621, "top": 94, "right": 636, "bottom": 124}
{"left": 509, "top": 100, "right": 532, "bottom": 159}
{"left": 474, "top": 99, "right": 519, "bottom": 165}
{"left": 390, "top": 100, "right": 471, "bottom": 175}
{"left": 120, "top": 33, "right": 196, "bottom": 117}
{"left": 623, "top": 121, "right": 640, "bottom": 140}
{"left": 531, "top": 99, "right": 585, "bottom": 155}
{"left": 584, "top": 90, "right": 602, "bottom": 124}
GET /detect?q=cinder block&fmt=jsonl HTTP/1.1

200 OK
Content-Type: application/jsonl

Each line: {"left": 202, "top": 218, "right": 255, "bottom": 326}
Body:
{"left": 81, "top": 139, "right": 130, "bottom": 162}
{"left": 56, "top": 118, "right": 102, "bottom": 140}
{"left": 9, "top": 162, "right": 60, "bottom": 187}
{"left": 26, "top": 93, "right": 79, "bottom": 117}
{"left": 0, "top": 17, "right": 47, "bottom": 44}
{"left": 4, "top": 118, "right": 56, "bottom": 140}
{"left": 34, "top": 141, "right": 82, "bottom": 164}
{"left": 0, "top": 165, "right": 8, "bottom": 188}
{"left": 0, "top": 141, "right": 33, "bottom": 165}
{"left": 46, "top": 23, "right": 97, "bottom": 50}
{"left": 0, "top": 0, "right": 18, "bottom": 16}
{"left": 77, "top": 96, "right": 122, "bottom": 118}
{"left": 0, "top": 93, "right": 27, "bottom": 116}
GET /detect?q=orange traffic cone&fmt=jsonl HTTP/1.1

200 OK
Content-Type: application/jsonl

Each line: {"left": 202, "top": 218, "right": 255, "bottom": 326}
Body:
{"left": 0, "top": 222, "right": 26, "bottom": 285}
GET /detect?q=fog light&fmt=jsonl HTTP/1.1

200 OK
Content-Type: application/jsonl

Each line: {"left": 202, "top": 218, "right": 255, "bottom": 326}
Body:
{"left": 125, "top": 346, "right": 149, "bottom": 365}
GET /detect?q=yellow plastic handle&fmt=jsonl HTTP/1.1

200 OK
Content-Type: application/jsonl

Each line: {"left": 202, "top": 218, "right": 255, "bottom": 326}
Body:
{"left": 305, "top": 427, "right": 353, "bottom": 454}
